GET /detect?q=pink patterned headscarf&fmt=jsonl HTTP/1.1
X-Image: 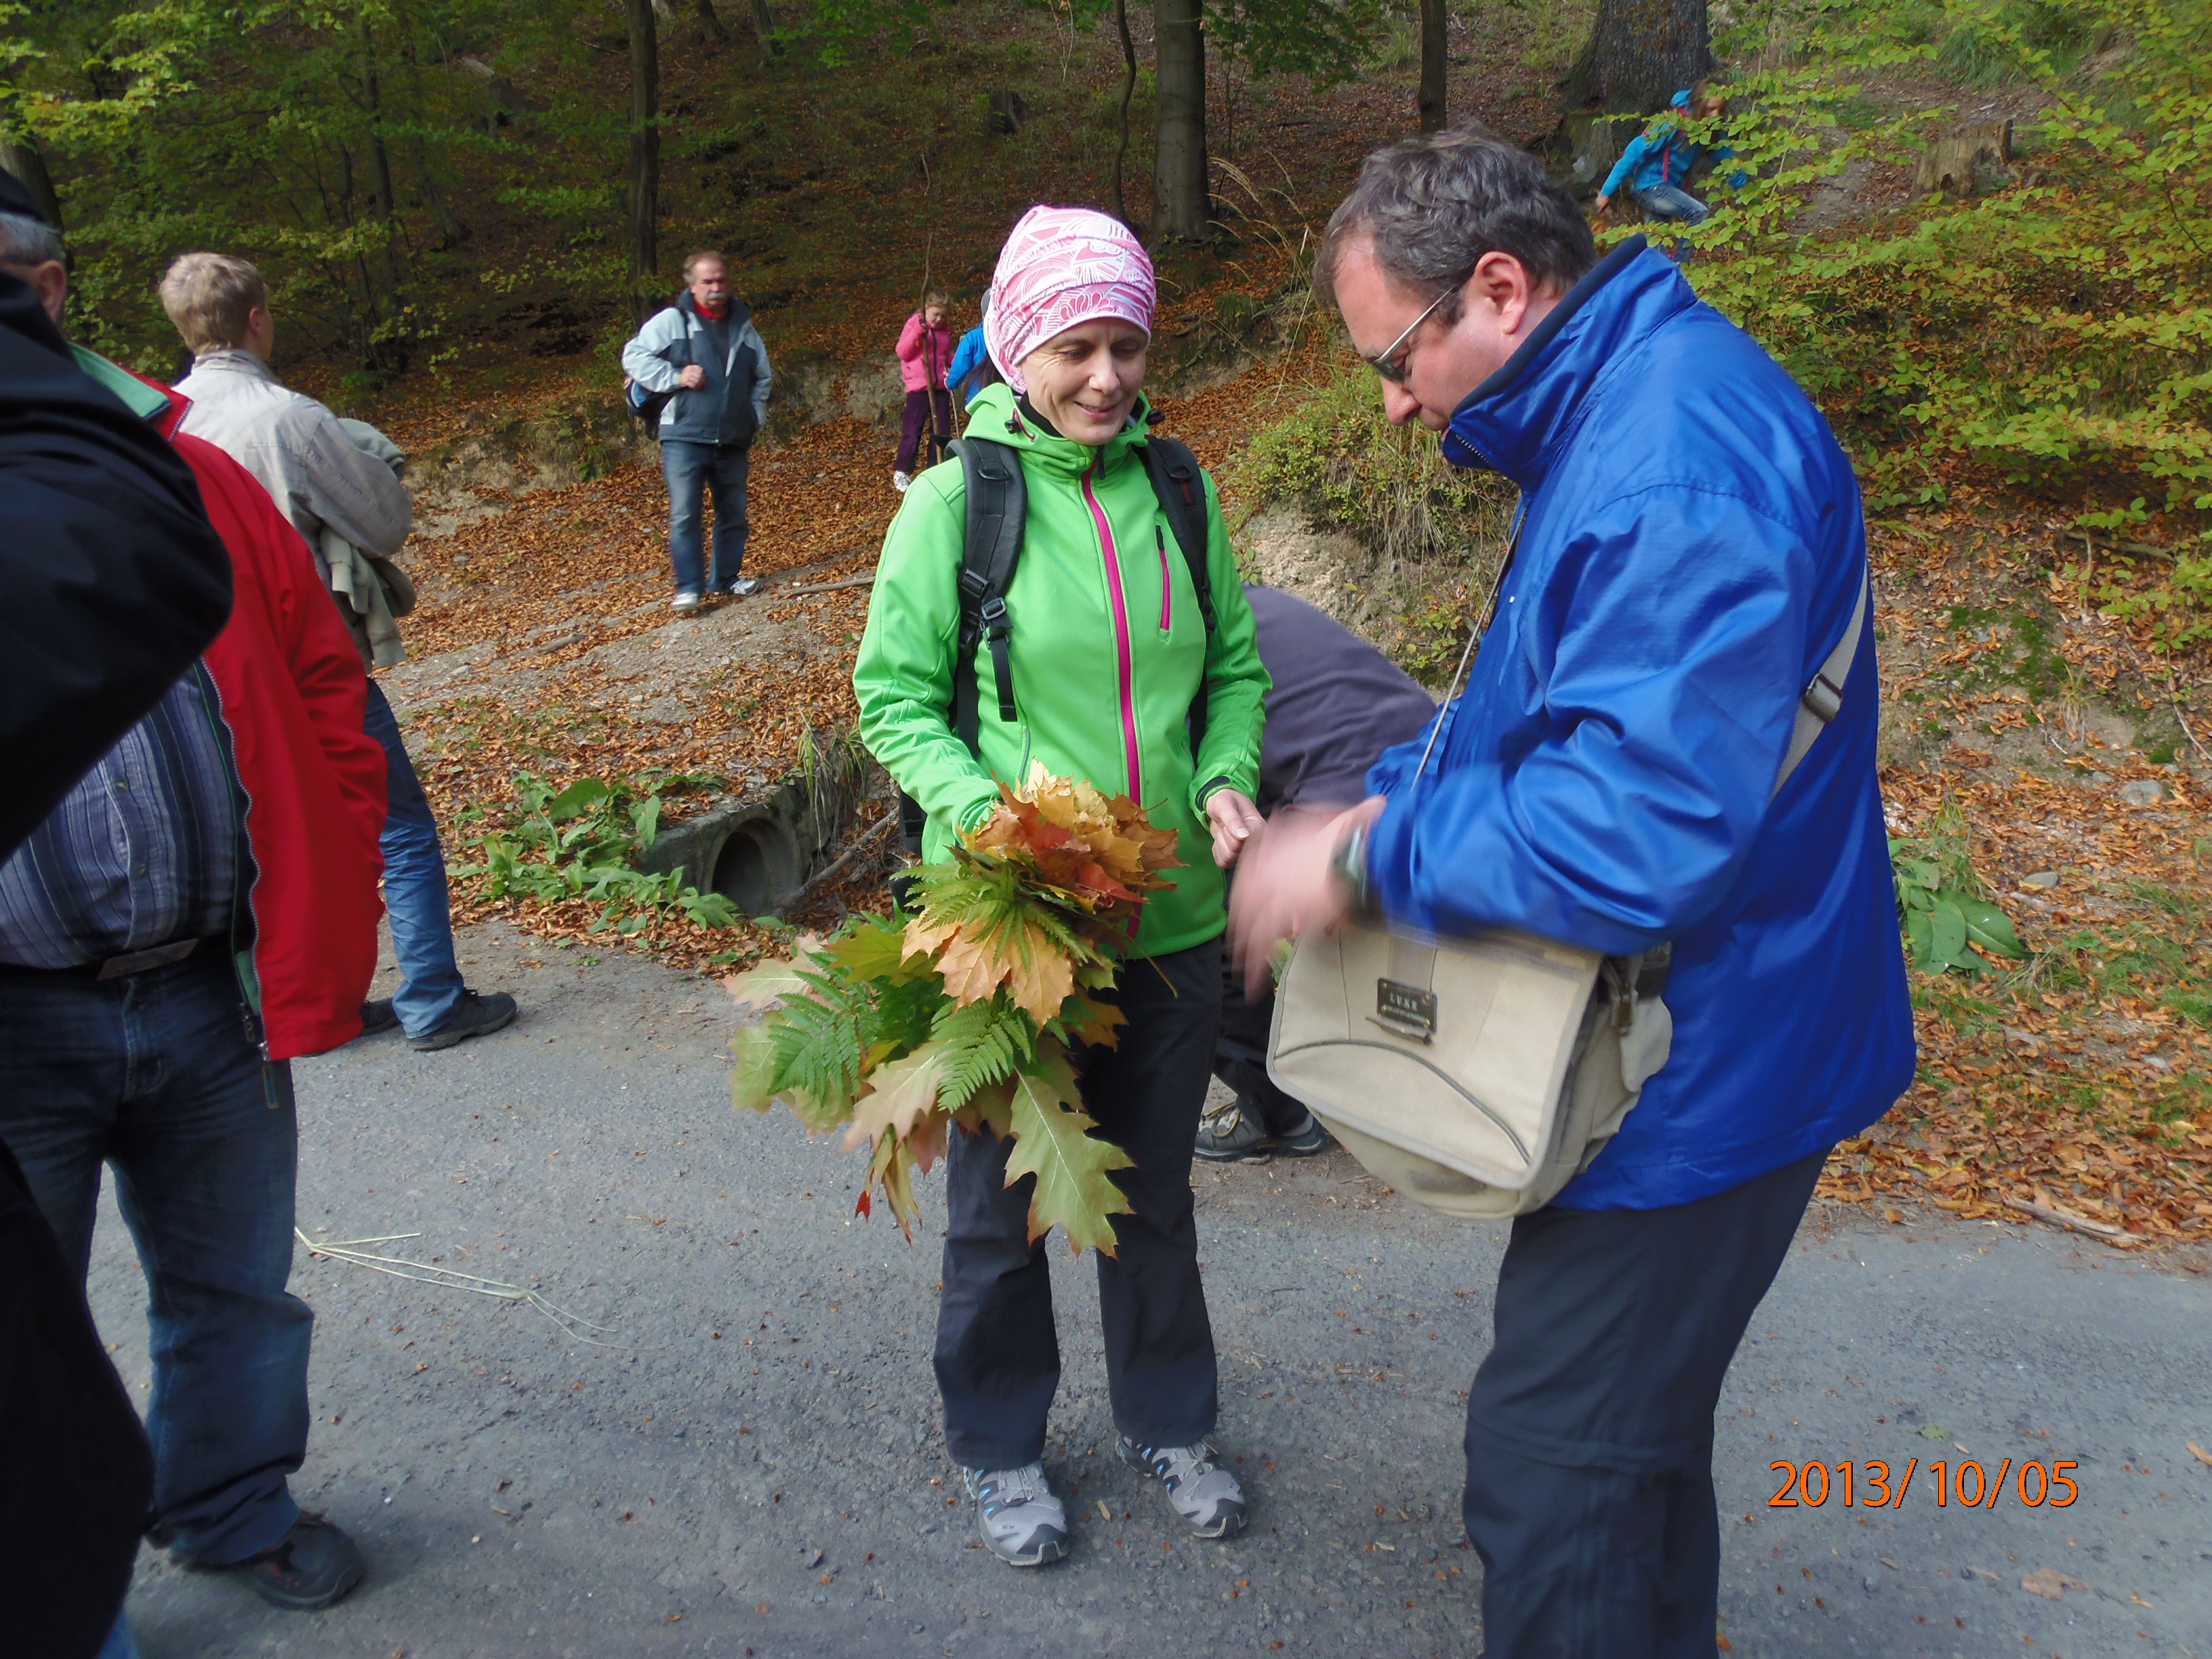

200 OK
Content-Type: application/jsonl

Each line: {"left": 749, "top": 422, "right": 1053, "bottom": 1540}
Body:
{"left": 983, "top": 205, "right": 1156, "bottom": 395}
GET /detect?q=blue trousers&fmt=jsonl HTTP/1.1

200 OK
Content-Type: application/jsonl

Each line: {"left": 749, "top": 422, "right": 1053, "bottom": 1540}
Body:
{"left": 0, "top": 947, "right": 312, "bottom": 1567}
{"left": 363, "top": 678, "right": 464, "bottom": 1038}
{"left": 934, "top": 941, "right": 1222, "bottom": 1470}
{"left": 660, "top": 439, "right": 751, "bottom": 594}
{"left": 1462, "top": 1148, "right": 1827, "bottom": 1658}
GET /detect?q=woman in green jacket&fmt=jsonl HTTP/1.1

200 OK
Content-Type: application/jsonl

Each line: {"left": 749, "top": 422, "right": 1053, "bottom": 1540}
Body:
{"left": 853, "top": 205, "right": 1269, "bottom": 1568}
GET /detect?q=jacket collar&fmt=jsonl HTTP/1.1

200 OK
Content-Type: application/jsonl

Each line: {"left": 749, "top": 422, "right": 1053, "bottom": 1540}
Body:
{"left": 184, "top": 345, "right": 278, "bottom": 384}
{"left": 677, "top": 291, "right": 752, "bottom": 331}
{"left": 967, "top": 381, "right": 1154, "bottom": 476}
{"left": 1440, "top": 239, "right": 1697, "bottom": 488}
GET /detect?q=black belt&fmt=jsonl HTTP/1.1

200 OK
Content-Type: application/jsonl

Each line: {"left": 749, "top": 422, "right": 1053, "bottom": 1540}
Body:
{"left": 0, "top": 936, "right": 214, "bottom": 981}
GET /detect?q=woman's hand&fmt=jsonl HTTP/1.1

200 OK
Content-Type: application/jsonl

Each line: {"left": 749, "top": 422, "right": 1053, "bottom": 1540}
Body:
{"left": 1227, "top": 796, "right": 1385, "bottom": 999}
{"left": 1204, "top": 788, "right": 1265, "bottom": 869}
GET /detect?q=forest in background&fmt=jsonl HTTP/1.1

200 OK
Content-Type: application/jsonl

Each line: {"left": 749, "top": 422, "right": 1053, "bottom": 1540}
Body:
{"left": 6, "top": 0, "right": 2212, "bottom": 1242}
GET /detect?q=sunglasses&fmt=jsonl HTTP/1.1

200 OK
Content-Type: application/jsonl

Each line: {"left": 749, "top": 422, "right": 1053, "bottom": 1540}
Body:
{"left": 1366, "top": 281, "right": 1461, "bottom": 384}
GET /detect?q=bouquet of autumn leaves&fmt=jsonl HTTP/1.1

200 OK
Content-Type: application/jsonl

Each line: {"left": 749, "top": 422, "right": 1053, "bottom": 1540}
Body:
{"left": 726, "top": 764, "right": 1182, "bottom": 1254}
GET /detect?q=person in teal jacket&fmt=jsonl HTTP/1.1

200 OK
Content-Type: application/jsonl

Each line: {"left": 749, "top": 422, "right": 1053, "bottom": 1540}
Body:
{"left": 1593, "top": 85, "right": 1744, "bottom": 248}
{"left": 854, "top": 204, "right": 1269, "bottom": 1570}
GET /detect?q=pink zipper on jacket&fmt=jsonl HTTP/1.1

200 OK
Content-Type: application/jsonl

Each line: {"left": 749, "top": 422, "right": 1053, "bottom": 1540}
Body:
{"left": 1081, "top": 457, "right": 1143, "bottom": 802}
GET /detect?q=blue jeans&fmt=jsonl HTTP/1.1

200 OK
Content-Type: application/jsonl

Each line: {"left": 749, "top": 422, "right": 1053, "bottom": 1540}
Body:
{"left": 1635, "top": 183, "right": 1711, "bottom": 266}
{"left": 363, "top": 679, "right": 464, "bottom": 1038}
{"left": 0, "top": 947, "right": 312, "bottom": 1566}
{"left": 660, "top": 439, "right": 751, "bottom": 594}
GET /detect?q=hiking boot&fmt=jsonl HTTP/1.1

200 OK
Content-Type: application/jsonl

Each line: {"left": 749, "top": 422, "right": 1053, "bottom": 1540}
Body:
{"left": 1272, "top": 1110, "right": 1331, "bottom": 1158}
{"left": 207, "top": 1513, "right": 365, "bottom": 1611}
{"left": 893, "top": 470, "right": 912, "bottom": 493}
{"left": 671, "top": 590, "right": 701, "bottom": 613}
{"left": 1117, "top": 1437, "right": 1247, "bottom": 1539}
{"left": 357, "top": 999, "right": 400, "bottom": 1038}
{"left": 961, "top": 1463, "right": 1069, "bottom": 1567}
{"left": 1193, "top": 1099, "right": 1271, "bottom": 1163}
{"left": 407, "top": 989, "right": 518, "bottom": 1052}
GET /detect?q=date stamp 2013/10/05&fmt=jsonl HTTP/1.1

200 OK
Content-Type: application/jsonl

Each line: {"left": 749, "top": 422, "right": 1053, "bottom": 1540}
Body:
{"left": 1769, "top": 1458, "right": 2078, "bottom": 1511}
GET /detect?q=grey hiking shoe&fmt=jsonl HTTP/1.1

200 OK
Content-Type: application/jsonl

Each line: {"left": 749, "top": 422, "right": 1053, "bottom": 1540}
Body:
{"left": 1193, "top": 1099, "right": 1271, "bottom": 1162}
{"left": 962, "top": 1464, "right": 1069, "bottom": 1567}
{"left": 1117, "top": 1437, "right": 1247, "bottom": 1538}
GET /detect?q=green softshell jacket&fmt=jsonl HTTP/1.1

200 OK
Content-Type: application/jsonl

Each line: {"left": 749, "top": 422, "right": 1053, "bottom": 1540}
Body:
{"left": 854, "top": 384, "right": 1269, "bottom": 958}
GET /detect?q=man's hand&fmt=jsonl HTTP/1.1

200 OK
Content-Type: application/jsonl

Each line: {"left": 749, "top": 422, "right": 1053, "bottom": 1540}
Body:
{"left": 1227, "top": 796, "right": 1385, "bottom": 999}
{"left": 678, "top": 364, "right": 707, "bottom": 390}
{"left": 1204, "top": 788, "right": 1264, "bottom": 869}
{"left": 1591, "top": 192, "right": 1612, "bottom": 219}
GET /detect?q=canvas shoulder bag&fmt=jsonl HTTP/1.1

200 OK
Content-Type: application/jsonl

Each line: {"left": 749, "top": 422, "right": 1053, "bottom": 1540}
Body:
{"left": 1267, "top": 514, "right": 1871, "bottom": 1219}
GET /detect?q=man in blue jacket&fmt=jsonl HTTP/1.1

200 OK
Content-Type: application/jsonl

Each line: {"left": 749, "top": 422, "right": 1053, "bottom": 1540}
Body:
{"left": 1229, "top": 130, "right": 1913, "bottom": 1655}
{"left": 621, "top": 251, "right": 773, "bottom": 612}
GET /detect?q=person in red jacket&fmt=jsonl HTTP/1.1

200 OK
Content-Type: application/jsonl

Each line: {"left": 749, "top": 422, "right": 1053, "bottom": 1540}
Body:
{"left": 892, "top": 289, "right": 954, "bottom": 493}
{"left": 0, "top": 215, "right": 386, "bottom": 1618}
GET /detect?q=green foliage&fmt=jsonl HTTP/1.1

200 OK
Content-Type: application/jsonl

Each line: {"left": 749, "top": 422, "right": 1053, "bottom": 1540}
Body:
{"left": 1684, "top": 0, "right": 2212, "bottom": 644}
{"left": 453, "top": 770, "right": 740, "bottom": 935}
{"left": 1891, "top": 804, "right": 2030, "bottom": 973}
{"left": 1234, "top": 357, "right": 1515, "bottom": 567}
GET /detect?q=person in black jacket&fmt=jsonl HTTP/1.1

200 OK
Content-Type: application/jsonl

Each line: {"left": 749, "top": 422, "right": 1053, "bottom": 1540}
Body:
{"left": 1197, "top": 585, "right": 1437, "bottom": 1162}
{"left": 0, "top": 173, "right": 236, "bottom": 1659}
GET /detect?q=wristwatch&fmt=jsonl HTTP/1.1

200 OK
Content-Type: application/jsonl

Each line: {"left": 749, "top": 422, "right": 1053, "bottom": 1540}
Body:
{"left": 1328, "top": 821, "right": 1370, "bottom": 912}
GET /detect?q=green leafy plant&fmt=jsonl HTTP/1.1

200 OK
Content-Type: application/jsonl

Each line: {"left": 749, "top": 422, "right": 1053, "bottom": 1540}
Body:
{"left": 454, "top": 771, "right": 738, "bottom": 935}
{"left": 1890, "top": 815, "right": 2030, "bottom": 975}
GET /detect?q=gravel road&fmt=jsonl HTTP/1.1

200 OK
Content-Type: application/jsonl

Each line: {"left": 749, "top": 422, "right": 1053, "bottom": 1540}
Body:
{"left": 94, "top": 922, "right": 2211, "bottom": 1659}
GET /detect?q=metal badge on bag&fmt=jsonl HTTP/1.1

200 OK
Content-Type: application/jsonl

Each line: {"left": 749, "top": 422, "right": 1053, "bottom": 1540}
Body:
{"left": 1374, "top": 978, "right": 1438, "bottom": 1042}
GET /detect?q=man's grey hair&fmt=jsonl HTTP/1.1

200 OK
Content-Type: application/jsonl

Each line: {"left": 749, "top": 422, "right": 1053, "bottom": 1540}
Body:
{"left": 159, "top": 251, "right": 268, "bottom": 354}
{"left": 1316, "top": 128, "right": 1597, "bottom": 319}
{"left": 0, "top": 209, "right": 65, "bottom": 269}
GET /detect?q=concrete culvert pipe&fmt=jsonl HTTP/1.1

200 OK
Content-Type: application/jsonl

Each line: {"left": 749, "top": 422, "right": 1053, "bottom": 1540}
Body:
{"left": 709, "top": 815, "right": 801, "bottom": 916}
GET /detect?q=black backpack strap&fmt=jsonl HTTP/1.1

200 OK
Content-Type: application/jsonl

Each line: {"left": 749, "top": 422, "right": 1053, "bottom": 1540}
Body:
{"left": 1140, "top": 434, "right": 1214, "bottom": 633}
{"left": 1140, "top": 433, "right": 1218, "bottom": 762}
{"left": 947, "top": 435, "right": 1027, "bottom": 752}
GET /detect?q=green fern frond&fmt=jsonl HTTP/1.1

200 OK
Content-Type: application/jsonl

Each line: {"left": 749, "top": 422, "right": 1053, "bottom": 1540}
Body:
{"left": 928, "top": 996, "right": 1037, "bottom": 1108}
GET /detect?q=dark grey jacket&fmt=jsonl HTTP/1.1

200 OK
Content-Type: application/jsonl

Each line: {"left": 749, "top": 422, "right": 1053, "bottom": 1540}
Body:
{"left": 621, "top": 294, "right": 773, "bottom": 447}
{"left": 1246, "top": 584, "right": 1436, "bottom": 815}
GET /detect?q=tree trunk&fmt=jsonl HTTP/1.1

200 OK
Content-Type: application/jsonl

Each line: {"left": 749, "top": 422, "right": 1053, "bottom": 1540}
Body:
{"left": 747, "top": 0, "right": 777, "bottom": 57}
{"left": 627, "top": 0, "right": 661, "bottom": 323}
{"left": 358, "top": 20, "right": 403, "bottom": 309}
{"left": 1560, "top": 0, "right": 1709, "bottom": 115}
{"left": 1418, "top": 0, "right": 1448, "bottom": 132}
{"left": 1153, "top": 0, "right": 1208, "bottom": 243}
{"left": 1111, "top": 0, "right": 1138, "bottom": 230}
{"left": 0, "top": 133, "right": 63, "bottom": 234}
{"left": 694, "top": 0, "right": 728, "bottom": 42}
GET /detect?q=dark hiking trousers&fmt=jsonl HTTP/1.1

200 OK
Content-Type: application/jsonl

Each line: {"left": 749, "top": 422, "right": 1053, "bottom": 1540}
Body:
{"left": 896, "top": 389, "right": 952, "bottom": 475}
{"left": 1211, "top": 945, "right": 1305, "bottom": 1136}
{"left": 1462, "top": 1147, "right": 1828, "bottom": 1658}
{"left": 935, "top": 940, "right": 1221, "bottom": 1471}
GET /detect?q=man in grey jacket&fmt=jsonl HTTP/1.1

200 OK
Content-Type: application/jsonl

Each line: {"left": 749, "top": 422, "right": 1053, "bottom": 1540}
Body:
{"left": 621, "top": 251, "right": 773, "bottom": 612}
{"left": 164, "top": 251, "right": 516, "bottom": 1056}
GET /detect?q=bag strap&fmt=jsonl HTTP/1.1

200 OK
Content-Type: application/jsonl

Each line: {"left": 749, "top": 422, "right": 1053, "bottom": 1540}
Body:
{"left": 947, "top": 435, "right": 1027, "bottom": 753}
{"left": 1770, "top": 567, "right": 1870, "bottom": 798}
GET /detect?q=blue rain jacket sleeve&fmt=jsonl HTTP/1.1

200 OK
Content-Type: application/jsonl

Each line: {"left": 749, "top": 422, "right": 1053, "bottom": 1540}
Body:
{"left": 1599, "top": 131, "right": 1660, "bottom": 199}
{"left": 1366, "top": 491, "right": 1812, "bottom": 956}
{"left": 947, "top": 326, "right": 989, "bottom": 394}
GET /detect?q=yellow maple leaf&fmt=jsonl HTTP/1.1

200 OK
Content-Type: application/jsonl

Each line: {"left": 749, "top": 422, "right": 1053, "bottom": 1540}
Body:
{"left": 843, "top": 1043, "right": 952, "bottom": 1151}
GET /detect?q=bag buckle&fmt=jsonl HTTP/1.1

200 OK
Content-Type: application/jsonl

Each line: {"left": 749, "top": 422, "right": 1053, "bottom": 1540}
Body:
{"left": 1374, "top": 978, "right": 1437, "bottom": 1043}
{"left": 1800, "top": 672, "right": 1845, "bottom": 724}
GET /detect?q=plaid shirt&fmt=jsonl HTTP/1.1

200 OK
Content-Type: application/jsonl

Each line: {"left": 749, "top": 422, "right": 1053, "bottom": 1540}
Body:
{"left": 0, "top": 665, "right": 241, "bottom": 969}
